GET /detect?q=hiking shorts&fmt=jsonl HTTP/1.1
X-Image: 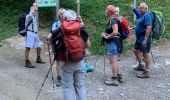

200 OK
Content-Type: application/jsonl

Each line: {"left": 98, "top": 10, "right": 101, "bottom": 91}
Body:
{"left": 25, "top": 31, "right": 41, "bottom": 48}
{"left": 134, "top": 41, "right": 151, "bottom": 53}
{"left": 108, "top": 41, "right": 118, "bottom": 55}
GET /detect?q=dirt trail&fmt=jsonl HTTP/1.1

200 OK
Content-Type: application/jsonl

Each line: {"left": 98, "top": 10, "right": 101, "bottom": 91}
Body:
{"left": 0, "top": 35, "right": 170, "bottom": 100}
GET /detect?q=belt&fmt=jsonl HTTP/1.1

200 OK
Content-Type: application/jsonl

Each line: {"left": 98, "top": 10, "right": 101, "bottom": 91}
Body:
{"left": 27, "top": 30, "right": 37, "bottom": 34}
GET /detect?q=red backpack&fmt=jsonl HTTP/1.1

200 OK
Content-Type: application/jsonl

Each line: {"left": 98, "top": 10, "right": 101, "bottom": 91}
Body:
{"left": 60, "top": 20, "right": 85, "bottom": 62}
{"left": 117, "top": 17, "right": 131, "bottom": 40}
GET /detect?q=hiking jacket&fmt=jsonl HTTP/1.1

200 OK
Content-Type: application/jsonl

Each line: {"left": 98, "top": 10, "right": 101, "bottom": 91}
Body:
{"left": 25, "top": 11, "right": 38, "bottom": 33}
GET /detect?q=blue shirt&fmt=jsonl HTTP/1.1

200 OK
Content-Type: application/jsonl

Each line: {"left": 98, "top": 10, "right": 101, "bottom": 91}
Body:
{"left": 52, "top": 19, "right": 61, "bottom": 31}
{"left": 135, "top": 12, "right": 154, "bottom": 44}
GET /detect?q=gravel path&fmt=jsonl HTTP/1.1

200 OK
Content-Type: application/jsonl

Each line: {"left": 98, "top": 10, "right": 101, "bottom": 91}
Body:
{"left": 0, "top": 35, "right": 170, "bottom": 100}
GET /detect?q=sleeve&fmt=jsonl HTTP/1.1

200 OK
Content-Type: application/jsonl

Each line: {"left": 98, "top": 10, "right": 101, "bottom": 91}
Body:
{"left": 133, "top": 8, "right": 142, "bottom": 19}
{"left": 25, "top": 11, "right": 33, "bottom": 27}
{"left": 111, "top": 18, "right": 118, "bottom": 26}
{"left": 144, "top": 13, "right": 153, "bottom": 26}
{"left": 80, "top": 27, "right": 89, "bottom": 42}
{"left": 51, "top": 27, "right": 62, "bottom": 38}
{"left": 51, "top": 20, "right": 61, "bottom": 31}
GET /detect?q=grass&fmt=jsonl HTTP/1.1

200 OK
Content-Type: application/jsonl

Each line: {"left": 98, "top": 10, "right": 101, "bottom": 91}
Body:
{"left": 0, "top": 0, "right": 170, "bottom": 54}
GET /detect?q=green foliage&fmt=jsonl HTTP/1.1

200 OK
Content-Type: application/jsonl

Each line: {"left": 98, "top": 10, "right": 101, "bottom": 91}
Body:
{"left": 60, "top": 0, "right": 170, "bottom": 54}
{"left": 0, "top": 0, "right": 170, "bottom": 54}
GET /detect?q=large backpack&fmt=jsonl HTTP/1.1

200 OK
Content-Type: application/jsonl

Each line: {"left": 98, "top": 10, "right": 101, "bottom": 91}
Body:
{"left": 117, "top": 17, "right": 131, "bottom": 40}
{"left": 60, "top": 20, "right": 85, "bottom": 62}
{"left": 151, "top": 11, "right": 165, "bottom": 40}
{"left": 18, "top": 13, "right": 32, "bottom": 37}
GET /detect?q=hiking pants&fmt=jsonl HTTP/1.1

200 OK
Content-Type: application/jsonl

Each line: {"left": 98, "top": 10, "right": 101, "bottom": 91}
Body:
{"left": 61, "top": 60, "right": 86, "bottom": 100}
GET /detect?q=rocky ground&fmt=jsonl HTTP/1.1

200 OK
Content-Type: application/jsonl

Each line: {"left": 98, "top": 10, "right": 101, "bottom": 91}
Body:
{"left": 0, "top": 34, "right": 170, "bottom": 100}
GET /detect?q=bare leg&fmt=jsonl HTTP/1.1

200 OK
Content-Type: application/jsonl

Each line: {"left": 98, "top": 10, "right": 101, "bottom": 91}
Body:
{"left": 36, "top": 47, "right": 41, "bottom": 57}
{"left": 109, "top": 55, "right": 118, "bottom": 77}
{"left": 133, "top": 49, "right": 142, "bottom": 64}
{"left": 25, "top": 47, "right": 30, "bottom": 60}
{"left": 143, "top": 53, "right": 150, "bottom": 70}
{"left": 56, "top": 60, "right": 61, "bottom": 76}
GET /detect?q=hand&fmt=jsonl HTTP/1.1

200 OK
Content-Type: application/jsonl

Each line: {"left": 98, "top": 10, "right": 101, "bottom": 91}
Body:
{"left": 33, "top": 3, "right": 37, "bottom": 7}
{"left": 101, "top": 32, "right": 107, "bottom": 39}
{"left": 130, "top": 3, "right": 134, "bottom": 9}
{"left": 46, "top": 39, "right": 51, "bottom": 45}
{"left": 130, "top": 26, "right": 136, "bottom": 30}
{"left": 85, "top": 40, "right": 91, "bottom": 48}
{"left": 142, "top": 40, "right": 147, "bottom": 48}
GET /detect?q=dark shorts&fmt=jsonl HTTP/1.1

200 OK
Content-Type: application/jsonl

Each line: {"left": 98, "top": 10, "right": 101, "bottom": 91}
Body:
{"left": 134, "top": 41, "right": 151, "bottom": 53}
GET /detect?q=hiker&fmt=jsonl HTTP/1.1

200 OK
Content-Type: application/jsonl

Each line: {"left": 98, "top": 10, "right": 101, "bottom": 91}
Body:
{"left": 24, "top": 3, "right": 45, "bottom": 68}
{"left": 47, "top": 8, "right": 66, "bottom": 86}
{"left": 48, "top": 9, "right": 91, "bottom": 100}
{"left": 102, "top": 5, "right": 123, "bottom": 86}
{"left": 132, "top": 2, "right": 154, "bottom": 78}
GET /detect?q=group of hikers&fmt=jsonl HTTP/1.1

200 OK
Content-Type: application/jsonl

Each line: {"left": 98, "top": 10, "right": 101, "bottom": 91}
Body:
{"left": 23, "top": 2, "right": 154, "bottom": 100}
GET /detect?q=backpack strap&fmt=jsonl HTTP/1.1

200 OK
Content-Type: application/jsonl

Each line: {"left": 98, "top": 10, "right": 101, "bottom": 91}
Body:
{"left": 26, "top": 18, "right": 33, "bottom": 32}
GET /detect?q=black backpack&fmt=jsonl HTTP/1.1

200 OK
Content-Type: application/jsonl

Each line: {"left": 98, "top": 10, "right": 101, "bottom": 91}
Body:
{"left": 18, "top": 13, "right": 32, "bottom": 37}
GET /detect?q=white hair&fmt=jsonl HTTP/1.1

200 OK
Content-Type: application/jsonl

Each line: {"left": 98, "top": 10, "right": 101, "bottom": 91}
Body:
{"left": 115, "top": 7, "right": 120, "bottom": 15}
{"left": 63, "top": 10, "right": 77, "bottom": 20}
{"left": 57, "top": 8, "right": 66, "bottom": 18}
{"left": 140, "top": 2, "right": 148, "bottom": 10}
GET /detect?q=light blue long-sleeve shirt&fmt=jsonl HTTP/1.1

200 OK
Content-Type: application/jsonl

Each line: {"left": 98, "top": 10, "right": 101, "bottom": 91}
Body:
{"left": 25, "top": 11, "right": 38, "bottom": 33}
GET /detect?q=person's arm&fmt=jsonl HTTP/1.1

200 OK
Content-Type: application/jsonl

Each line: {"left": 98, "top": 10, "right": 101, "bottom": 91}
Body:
{"left": 142, "top": 13, "right": 153, "bottom": 47}
{"left": 102, "top": 18, "right": 119, "bottom": 39}
{"left": 102, "top": 23, "right": 118, "bottom": 39}
{"left": 133, "top": 8, "right": 142, "bottom": 19}
{"left": 25, "top": 12, "right": 33, "bottom": 27}
{"left": 80, "top": 27, "right": 91, "bottom": 48}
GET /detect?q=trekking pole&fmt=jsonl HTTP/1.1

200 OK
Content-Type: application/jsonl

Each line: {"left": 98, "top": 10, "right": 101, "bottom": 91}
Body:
{"left": 150, "top": 49, "right": 155, "bottom": 64}
{"left": 103, "top": 43, "right": 106, "bottom": 79}
{"left": 35, "top": 57, "right": 56, "bottom": 100}
{"left": 91, "top": 38, "right": 104, "bottom": 81}
{"left": 46, "top": 43, "right": 55, "bottom": 89}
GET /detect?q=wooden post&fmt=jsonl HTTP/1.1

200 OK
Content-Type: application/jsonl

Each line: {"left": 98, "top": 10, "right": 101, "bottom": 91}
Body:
{"left": 76, "top": 0, "right": 85, "bottom": 26}
{"left": 76, "top": 0, "right": 80, "bottom": 16}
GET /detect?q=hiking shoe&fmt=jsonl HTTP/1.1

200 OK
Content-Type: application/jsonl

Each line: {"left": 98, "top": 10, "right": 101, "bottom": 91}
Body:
{"left": 117, "top": 74, "right": 123, "bottom": 83}
{"left": 104, "top": 77, "right": 118, "bottom": 86}
{"left": 56, "top": 75, "right": 61, "bottom": 87}
{"left": 137, "top": 70, "right": 150, "bottom": 78}
{"left": 133, "top": 64, "right": 144, "bottom": 71}
{"left": 25, "top": 60, "right": 35, "bottom": 68}
{"left": 36, "top": 56, "right": 45, "bottom": 64}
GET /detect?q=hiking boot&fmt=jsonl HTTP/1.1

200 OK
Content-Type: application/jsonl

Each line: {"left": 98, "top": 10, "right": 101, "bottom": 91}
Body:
{"left": 36, "top": 56, "right": 45, "bottom": 64}
{"left": 56, "top": 75, "right": 61, "bottom": 87}
{"left": 25, "top": 60, "right": 35, "bottom": 68}
{"left": 104, "top": 77, "right": 118, "bottom": 86}
{"left": 133, "top": 64, "right": 144, "bottom": 71}
{"left": 117, "top": 74, "right": 123, "bottom": 83}
{"left": 137, "top": 70, "right": 150, "bottom": 78}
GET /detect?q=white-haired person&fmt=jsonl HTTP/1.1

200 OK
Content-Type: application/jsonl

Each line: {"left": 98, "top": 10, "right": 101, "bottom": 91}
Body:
{"left": 25, "top": 3, "right": 45, "bottom": 68}
{"left": 101, "top": 5, "right": 123, "bottom": 86}
{"left": 47, "top": 8, "right": 66, "bottom": 86}
{"left": 48, "top": 9, "right": 91, "bottom": 100}
{"left": 133, "top": 2, "right": 154, "bottom": 78}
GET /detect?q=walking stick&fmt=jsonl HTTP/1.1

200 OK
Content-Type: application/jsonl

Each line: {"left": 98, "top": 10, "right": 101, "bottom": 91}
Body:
{"left": 103, "top": 44, "right": 106, "bottom": 79}
{"left": 47, "top": 43, "right": 55, "bottom": 89}
{"left": 35, "top": 57, "right": 56, "bottom": 100}
{"left": 150, "top": 49, "right": 155, "bottom": 64}
{"left": 91, "top": 39, "right": 104, "bottom": 81}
